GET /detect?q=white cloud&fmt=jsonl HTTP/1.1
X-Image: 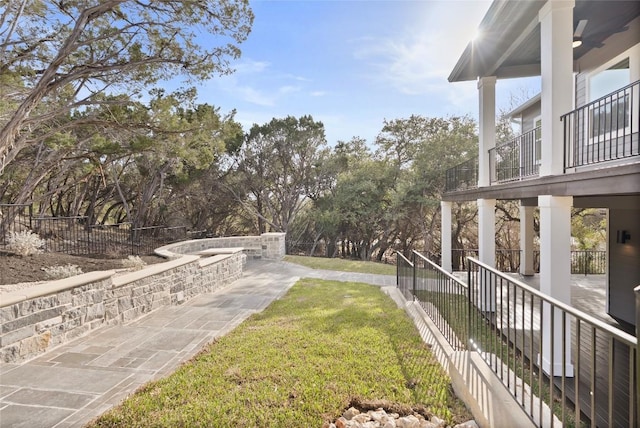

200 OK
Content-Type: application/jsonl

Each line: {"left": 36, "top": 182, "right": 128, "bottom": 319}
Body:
{"left": 236, "top": 85, "right": 275, "bottom": 107}
{"left": 278, "top": 85, "right": 301, "bottom": 95}
{"left": 232, "top": 59, "right": 271, "bottom": 74}
{"left": 310, "top": 91, "right": 326, "bottom": 97}
{"left": 352, "top": 2, "right": 490, "bottom": 96}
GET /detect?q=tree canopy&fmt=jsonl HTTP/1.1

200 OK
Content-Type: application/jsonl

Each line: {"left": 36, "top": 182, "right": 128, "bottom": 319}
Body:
{"left": 0, "top": 0, "right": 254, "bottom": 174}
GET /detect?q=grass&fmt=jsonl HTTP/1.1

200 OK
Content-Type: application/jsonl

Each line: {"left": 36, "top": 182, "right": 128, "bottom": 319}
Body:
{"left": 89, "top": 279, "right": 471, "bottom": 427}
{"left": 283, "top": 254, "right": 396, "bottom": 276}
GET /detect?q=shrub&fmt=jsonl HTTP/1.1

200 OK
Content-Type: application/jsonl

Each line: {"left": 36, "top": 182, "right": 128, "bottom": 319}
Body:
{"left": 122, "top": 255, "right": 147, "bottom": 270}
{"left": 7, "top": 230, "right": 45, "bottom": 256}
{"left": 43, "top": 264, "right": 83, "bottom": 279}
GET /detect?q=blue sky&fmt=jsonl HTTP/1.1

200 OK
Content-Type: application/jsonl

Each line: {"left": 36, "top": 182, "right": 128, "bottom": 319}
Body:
{"left": 195, "top": 0, "right": 540, "bottom": 146}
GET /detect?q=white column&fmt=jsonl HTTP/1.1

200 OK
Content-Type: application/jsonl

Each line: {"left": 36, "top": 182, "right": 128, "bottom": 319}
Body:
{"left": 478, "top": 199, "right": 496, "bottom": 267}
{"left": 478, "top": 198, "right": 496, "bottom": 312}
{"left": 478, "top": 76, "right": 496, "bottom": 187}
{"left": 441, "top": 201, "right": 452, "bottom": 273}
{"left": 538, "top": 195, "right": 574, "bottom": 377}
{"left": 519, "top": 204, "right": 535, "bottom": 276}
{"left": 539, "top": 0, "right": 574, "bottom": 176}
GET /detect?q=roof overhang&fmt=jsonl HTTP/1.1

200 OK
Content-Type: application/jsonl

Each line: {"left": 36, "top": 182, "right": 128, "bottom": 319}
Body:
{"left": 448, "top": 0, "right": 640, "bottom": 83}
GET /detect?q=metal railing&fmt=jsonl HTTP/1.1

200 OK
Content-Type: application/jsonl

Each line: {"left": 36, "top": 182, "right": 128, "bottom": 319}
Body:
{"left": 571, "top": 250, "right": 606, "bottom": 275}
{"left": 452, "top": 249, "right": 606, "bottom": 275}
{"left": 563, "top": 80, "right": 639, "bottom": 170}
{"left": 445, "top": 156, "right": 478, "bottom": 192}
{"left": 0, "top": 203, "right": 32, "bottom": 247}
{"left": 397, "top": 251, "right": 469, "bottom": 350}
{"left": 28, "top": 215, "right": 187, "bottom": 256}
{"left": 467, "top": 258, "right": 637, "bottom": 428}
{"left": 397, "top": 252, "right": 638, "bottom": 427}
{"left": 489, "top": 127, "right": 541, "bottom": 184}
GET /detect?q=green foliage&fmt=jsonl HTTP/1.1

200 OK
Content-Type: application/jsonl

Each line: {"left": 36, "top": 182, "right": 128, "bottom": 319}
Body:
{"left": 236, "top": 115, "right": 329, "bottom": 234}
{"left": 89, "top": 279, "right": 470, "bottom": 427}
{"left": 571, "top": 208, "right": 606, "bottom": 250}
{"left": 0, "top": 0, "right": 254, "bottom": 171}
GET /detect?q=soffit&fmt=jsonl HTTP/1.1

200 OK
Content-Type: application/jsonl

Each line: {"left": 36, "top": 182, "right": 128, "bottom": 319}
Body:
{"left": 448, "top": 0, "right": 640, "bottom": 82}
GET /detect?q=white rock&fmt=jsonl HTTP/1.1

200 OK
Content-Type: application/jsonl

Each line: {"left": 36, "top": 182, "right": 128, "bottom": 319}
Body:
{"left": 397, "top": 415, "right": 421, "bottom": 428}
{"left": 430, "top": 415, "right": 446, "bottom": 427}
{"left": 344, "top": 407, "right": 361, "bottom": 420}
{"left": 454, "top": 421, "right": 479, "bottom": 428}
{"left": 354, "top": 413, "right": 372, "bottom": 424}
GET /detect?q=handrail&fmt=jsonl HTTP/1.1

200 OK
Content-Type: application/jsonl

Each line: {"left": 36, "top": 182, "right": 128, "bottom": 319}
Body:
{"left": 413, "top": 250, "right": 467, "bottom": 289}
{"left": 560, "top": 80, "right": 639, "bottom": 121}
{"left": 468, "top": 257, "right": 636, "bottom": 347}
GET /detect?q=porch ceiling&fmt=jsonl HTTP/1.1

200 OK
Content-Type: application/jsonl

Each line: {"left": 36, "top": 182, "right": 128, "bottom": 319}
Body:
{"left": 448, "top": 0, "right": 640, "bottom": 82}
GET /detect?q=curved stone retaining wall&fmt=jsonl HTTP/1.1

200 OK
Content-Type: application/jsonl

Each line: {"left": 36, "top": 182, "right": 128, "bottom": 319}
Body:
{"left": 0, "top": 233, "right": 286, "bottom": 364}
{"left": 156, "top": 232, "right": 286, "bottom": 260}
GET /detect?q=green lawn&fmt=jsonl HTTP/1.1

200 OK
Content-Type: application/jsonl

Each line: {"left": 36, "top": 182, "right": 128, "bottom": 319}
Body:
{"left": 283, "top": 254, "right": 396, "bottom": 276}
{"left": 89, "top": 279, "right": 471, "bottom": 427}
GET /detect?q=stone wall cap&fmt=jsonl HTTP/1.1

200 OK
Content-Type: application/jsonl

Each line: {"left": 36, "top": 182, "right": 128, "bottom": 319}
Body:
{"left": 113, "top": 255, "right": 199, "bottom": 287}
{"left": 1, "top": 270, "right": 117, "bottom": 307}
{"left": 196, "top": 248, "right": 244, "bottom": 255}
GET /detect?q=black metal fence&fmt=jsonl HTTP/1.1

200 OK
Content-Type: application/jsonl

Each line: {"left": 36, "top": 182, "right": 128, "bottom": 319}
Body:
{"left": 452, "top": 249, "right": 605, "bottom": 275}
{"left": 562, "top": 80, "right": 639, "bottom": 170}
{"left": 0, "top": 204, "right": 32, "bottom": 247}
{"left": 1, "top": 205, "right": 189, "bottom": 256}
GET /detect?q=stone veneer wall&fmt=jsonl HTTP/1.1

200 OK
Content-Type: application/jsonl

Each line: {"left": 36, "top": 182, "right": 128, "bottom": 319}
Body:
{"left": 156, "top": 232, "right": 286, "bottom": 260}
{"left": 0, "top": 233, "right": 277, "bottom": 364}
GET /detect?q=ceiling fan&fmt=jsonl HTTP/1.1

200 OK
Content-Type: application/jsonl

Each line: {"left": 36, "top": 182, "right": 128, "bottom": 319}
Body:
{"left": 573, "top": 18, "right": 628, "bottom": 50}
{"left": 572, "top": 19, "right": 589, "bottom": 48}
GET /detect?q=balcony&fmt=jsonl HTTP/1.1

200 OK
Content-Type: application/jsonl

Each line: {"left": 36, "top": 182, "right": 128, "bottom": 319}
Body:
{"left": 563, "top": 80, "right": 639, "bottom": 170}
{"left": 445, "top": 81, "right": 639, "bottom": 195}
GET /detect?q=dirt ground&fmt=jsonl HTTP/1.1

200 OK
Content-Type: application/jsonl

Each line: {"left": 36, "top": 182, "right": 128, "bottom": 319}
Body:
{"left": 0, "top": 251, "right": 165, "bottom": 286}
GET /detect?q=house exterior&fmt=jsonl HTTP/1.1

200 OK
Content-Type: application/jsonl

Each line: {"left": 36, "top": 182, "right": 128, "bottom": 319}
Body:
{"left": 440, "top": 0, "right": 639, "bottom": 375}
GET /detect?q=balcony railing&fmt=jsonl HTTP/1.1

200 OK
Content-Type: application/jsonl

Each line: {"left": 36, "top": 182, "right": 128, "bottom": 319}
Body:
{"left": 445, "top": 156, "right": 478, "bottom": 192}
{"left": 397, "top": 251, "right": 638, "bottom": 428}
{"left": 489, "top": 127, "right": 541, "bottom": 184}
{"left": 451, "top": 249, "right": 606, "bottom": 275}
{"left": 563, "top": 80, "right": 639, "bottom": 170}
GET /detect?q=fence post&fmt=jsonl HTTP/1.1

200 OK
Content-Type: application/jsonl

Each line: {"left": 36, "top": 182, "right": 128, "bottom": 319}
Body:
{"left": 412, "top": 252, "right": 416, "bottom": 300}
{"left": 396, "top": 252, "right": 399, "bottom": 287}
{"left": 467, "top": 260, "right": 472, "bottom": 349}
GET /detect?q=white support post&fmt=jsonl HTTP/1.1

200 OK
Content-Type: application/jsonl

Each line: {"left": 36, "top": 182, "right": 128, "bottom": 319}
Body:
{"left": 538, "top": 195, "right": 574, "bottom": 377}
{"left": 441, "top": 201, "right": 452, "bottom": 273}
{"left": 478, "top": 76, "right": 496, "bottom": 187}
{"left": 539, "top": 0, "right": 574, "bottom": 177}
{"left": 478, "top": 198, "right": 496, "bottom": 312}
{"left": 519, "top": 204, "right": 535, "bottom": 276}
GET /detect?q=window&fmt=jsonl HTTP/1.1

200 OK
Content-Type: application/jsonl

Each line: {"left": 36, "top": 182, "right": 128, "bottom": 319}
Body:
{"left": 588, "top": 58, "right": 630, "bottom": 143}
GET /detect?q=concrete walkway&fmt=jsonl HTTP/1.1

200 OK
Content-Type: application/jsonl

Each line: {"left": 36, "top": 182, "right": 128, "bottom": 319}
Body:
{"left": 0, "top": 261, "right": 396, "bottom": 428}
